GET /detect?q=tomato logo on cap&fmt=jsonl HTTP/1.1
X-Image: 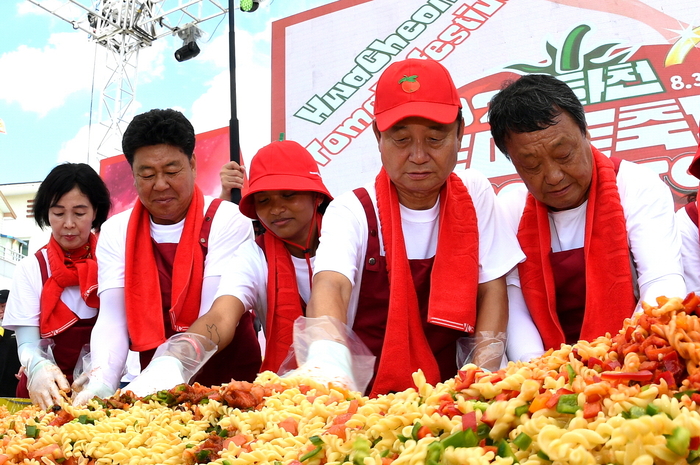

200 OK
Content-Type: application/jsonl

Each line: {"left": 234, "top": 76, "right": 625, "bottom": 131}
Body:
{"left": 399, "top": 75, "right": 420, "bottom": 93}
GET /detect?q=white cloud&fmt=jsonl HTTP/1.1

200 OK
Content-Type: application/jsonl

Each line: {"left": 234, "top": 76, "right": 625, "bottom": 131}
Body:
{"left": 0, "top": 32, "right": 95, "bottom": 117}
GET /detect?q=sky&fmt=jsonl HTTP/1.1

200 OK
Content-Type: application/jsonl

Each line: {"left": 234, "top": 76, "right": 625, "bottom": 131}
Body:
{"left": 0, "top": 0, "right": 335, "bottom": 185}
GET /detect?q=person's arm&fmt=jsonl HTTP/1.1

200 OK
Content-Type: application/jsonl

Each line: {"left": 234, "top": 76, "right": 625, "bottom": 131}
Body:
{"left": 468, "top": 276, "right": 508, "bottom": 372}
{"left": 219, "top": 161, "right": 245, "bottom": 200}
{"left": 306, "top": 271, "right": 353, "bottom": 324}
{"left": 505, "top": 270, "right": 545, "bottom": 362}
{"left": 620, "top": 162, "right": 686, "bottom": 306}
{"left": 71, "top": 288, "right": 129, "bottom": 405}
{"left": 189, "top": 295, "right": 246, "bottom": 352}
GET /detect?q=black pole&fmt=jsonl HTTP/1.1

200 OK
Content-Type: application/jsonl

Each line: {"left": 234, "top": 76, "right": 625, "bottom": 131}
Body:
{"left": 228, "top": 0, "right": 242, "bottom": 204}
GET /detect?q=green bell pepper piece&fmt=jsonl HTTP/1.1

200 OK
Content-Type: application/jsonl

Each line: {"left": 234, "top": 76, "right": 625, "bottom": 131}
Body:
{"left": 555, "top": 394, "right": 580, "bottom": 414}
{"left": 513, "top": 432, "right": 532, "bottom": 450}
{"left": 666, "top": 426, "right": 691, "bottom": 456}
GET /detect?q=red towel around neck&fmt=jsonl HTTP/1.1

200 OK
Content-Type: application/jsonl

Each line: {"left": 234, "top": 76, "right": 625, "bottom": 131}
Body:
{"left": 371, "top": 169, "right": 479, "bottom": 396}
{"left": 260, "top": 230, "right": 304, "bottom": 373}
{"left": 517, "top": 147, "right": 635, "bottom": 350}
{"left": 125, "top": 185, "right": 205, "bottom": 352}
{"left": 40, "top": 234, "right": 99, "bottom": 337}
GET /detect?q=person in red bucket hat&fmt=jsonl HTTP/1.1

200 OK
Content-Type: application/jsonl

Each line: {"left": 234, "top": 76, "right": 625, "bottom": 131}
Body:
{"left": 299, "top": 59, "right": 524, "bottom": 396}
{"left": 121, "top": 140, "right": 345, "bottom": 395}
{"left": 676, "top": 139, "right": 700, "bottom": 294}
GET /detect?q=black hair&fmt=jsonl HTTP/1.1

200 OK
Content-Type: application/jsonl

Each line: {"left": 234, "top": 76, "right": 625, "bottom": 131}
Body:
{"left": 121, "top": 109, "right": 196, "bottom": 165}
{"left": 34, "top": 163, "right": 112, "bottom": 232}
{"left": 488, "top": 74, "right": 587, "bottom": 158}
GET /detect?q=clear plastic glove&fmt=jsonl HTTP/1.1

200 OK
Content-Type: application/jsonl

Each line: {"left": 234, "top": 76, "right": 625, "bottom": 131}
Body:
{"left": 457, "top": 331, "right": 507, "bottom": 372}
{"left": 27, "top": 359, "right": 70, "bottom": 409}
{"left": 123, "top": 333, "right": 217, "bottom": 397}
{"left": 20, "top": 339, "right": 69, "bottom": 409}
{"left": 281, "top": 316, "right": 375, "bottom": 394}
{"left": 71, "top": 373, "right": 115, "bottom": 406}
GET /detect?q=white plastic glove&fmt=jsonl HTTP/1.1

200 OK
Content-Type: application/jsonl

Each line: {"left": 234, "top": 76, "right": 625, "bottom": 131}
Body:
{"left": 19, "top": 339, "right": 69, "bottom": 409}
{"left": 284, "top": 340, "right": 358, "bottom": 391}
{"left": 123, "top": 333, "right": 217, "bottom": 397}
{"left": 457, "top": 331, "right": 507, "bottom": 373}
{"left": 281, "top": 316, "right": 375, "bottom": 394}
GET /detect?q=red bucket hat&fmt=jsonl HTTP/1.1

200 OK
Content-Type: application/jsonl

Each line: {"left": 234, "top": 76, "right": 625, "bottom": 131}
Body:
{"left": 239, "top": 141, "right": 333, "bottom": 219}
{"left": 374, "top": 58, "right": 461, "bottom": 132}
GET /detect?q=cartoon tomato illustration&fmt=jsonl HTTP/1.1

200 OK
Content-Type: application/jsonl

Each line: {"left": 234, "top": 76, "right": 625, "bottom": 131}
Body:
{"left": 399, "top": 75, "right": 420, "bottom": 93}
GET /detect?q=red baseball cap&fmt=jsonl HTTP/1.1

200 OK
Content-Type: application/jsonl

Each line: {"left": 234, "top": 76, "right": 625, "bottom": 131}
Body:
{"left": 239, "top": 141, "right": 333, "bottom": 219}
{"left": 688, "top": 138, "right": 700, "bottom": 179}
{"left": 373, "top": 58, "right": 461, "bottom": 132}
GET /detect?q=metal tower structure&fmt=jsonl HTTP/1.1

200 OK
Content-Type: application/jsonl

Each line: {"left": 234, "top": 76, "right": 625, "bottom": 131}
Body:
{"left": 25, "top": 0, "right": 229, "bottom": 164}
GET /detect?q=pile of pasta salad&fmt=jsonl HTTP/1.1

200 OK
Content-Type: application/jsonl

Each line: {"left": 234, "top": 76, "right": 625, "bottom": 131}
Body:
{"left": 2, "top": 295, "right": 700, "bottom": 465}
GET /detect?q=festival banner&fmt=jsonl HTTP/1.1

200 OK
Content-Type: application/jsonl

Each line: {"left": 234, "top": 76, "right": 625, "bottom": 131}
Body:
{"left": 272, "top": 0, "right": 700, "bottom": 206}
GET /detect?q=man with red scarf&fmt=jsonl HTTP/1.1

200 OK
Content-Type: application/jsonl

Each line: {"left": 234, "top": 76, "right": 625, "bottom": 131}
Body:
{"left": 72, "top": 109, "right": 259, "bottom": 404}
{"left": 300, "top": 59, "right": 524, "bottom": 397}
{"left": 488, "top": 74, "right": 686, "bottom": 362}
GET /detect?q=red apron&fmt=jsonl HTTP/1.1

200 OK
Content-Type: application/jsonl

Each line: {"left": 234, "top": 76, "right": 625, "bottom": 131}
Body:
{"left": 16, "top": 253, "right": 97, "bottom": 398}
{"left": 351, "top": 188, "right": 464, "bottom": 394}
{"left": 549, "top": 248, "right": 586, "bottom": 345}
{"left": 138, "top": 202, "right": 262, "bottom": 385}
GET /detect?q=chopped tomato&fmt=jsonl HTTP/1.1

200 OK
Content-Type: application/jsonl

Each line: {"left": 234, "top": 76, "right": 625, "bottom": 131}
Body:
{"left": 279, "top": 417, "right": 298, "bottom": 435}
{"left": 621, "top": 343, "right": 641, "bottom": 357}
{"left": 645, "top": 346, "right": 675, "bottom": 361}
{"left": 638, "top": 361, "right": 659, "bottom": 372}
{"left": 482, "top": 445, "right": 498, "bottom": 454}
{"left": 654, "top": 370, "right": 677, "bottom": 389}
{"left": 480, "top": 412, "right": 496, "bottom": 428}
{"left": 436, "top": 394, "right": 462, "bottom": 418}
{"left": 381, "top": 457, "right": 395, "bottom": 465}
{"left": 640, "top": 335, "right": 668, "bottom": 350}
{"left": 298, "top": 385, "right": 312, "bottom": 394}
{"left": 325, "top": 424, "right": 347, "bottom": 440}
{"left": 229, "top": 434, "right": 248, "bottom": 447}
{"left": 691, "top": 393, "right": 700, "bottom": 405}
{"left": 347, "top": 399, "right": 359, "bottom": 414}
{"left": 582, "top": 401, "right": 602, "bottom": 419}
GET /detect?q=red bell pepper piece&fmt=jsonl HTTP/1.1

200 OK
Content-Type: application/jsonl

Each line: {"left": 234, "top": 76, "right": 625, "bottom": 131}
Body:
{"left": 587, "top": 357, "right": 603, "bottom": 370}
{"left": 462, "top": 411, "right": 477, "bottom": 433}
{"left": 601, "top": 360, "right": 622, "bottom": 371}
{"left": 645, "top": 346, "right": 675, "bottom": 361}
{"left": 600, "top": 370, "right": 654, "bottom": 383}
{"left": 545, "top": 388, "right": 573, "bottom": 409}
{"left": 638, "top": 361, "right": 659, "bottom": 372}
{"left": 654, "top": 370, "right": 677, "bottom": 389}
{"left": 690, "top": 436, "right": 700, "bottom": 451}
{"left": 455, "top": 368, "right": 478, "bottom": 391}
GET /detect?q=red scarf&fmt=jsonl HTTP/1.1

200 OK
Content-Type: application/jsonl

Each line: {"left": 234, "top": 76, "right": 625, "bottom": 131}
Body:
{"left": 125, "top": 185, "right": 205, "bottom": 352}
{"left": 39, "top": 234, "right": 99, "bottom": 337}
{"left": 371, "top": 169, "right": 479, "bottom": 396}
{"left": 517, "top": 147, "right": 635, "bottom": 349}
{"left": 259, "top": 231, "right": 304, "bottom": 373}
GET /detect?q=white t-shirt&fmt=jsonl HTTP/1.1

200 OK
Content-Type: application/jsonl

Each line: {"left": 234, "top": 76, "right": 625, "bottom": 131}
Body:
{"left": 89, "top": 195, "right": 254, "bottom": 389}
{"left": 4, "top": 249, "right": 97, "bottom": 329}
{"left": 214, "top": 238, "right": 314, "bottom": 331}
{"left": 314, "top": 169, "right": 525, "bottom": 326}
{"left": 501, "top": 159, "right": 686, "bottom": 362}
{"left": 677, "top": 202, "right": 700, "bottom": 293}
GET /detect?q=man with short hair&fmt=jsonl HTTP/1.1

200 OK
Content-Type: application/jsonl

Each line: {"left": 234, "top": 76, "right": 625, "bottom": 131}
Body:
{"left": 301, "top": 59, "right": 524, "bottom": 396}
{"left": 73, "top": 109, "right": 259, "bottom": 404}
{"left": 489, "top": 74, "right": 686, "bottom": 362}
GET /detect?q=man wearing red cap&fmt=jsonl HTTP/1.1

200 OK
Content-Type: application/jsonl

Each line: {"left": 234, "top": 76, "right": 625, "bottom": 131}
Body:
{"left": 72, "top": 109, "right": 259, "bottom": 404}
{"left": 304, "top": 59, "right": 524, "bottom": 396}
{"left": 677, "top": 141, "right": 700, "bottom": 293}
{"left": 489, "top": 75, "right": 686, "bottom": 363}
